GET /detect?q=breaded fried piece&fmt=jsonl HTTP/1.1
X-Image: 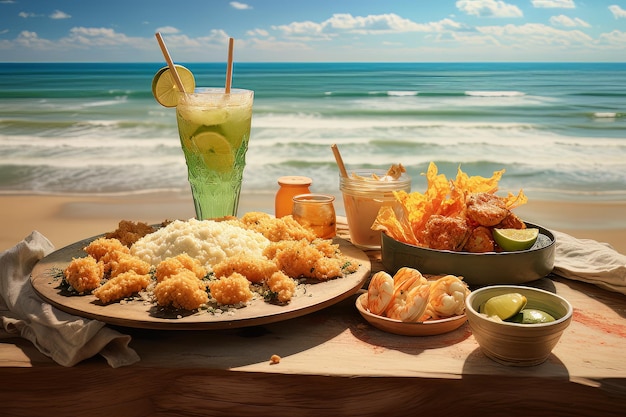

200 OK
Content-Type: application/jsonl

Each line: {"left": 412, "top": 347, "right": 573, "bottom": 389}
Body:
{"left": 153, "top": 270, "right": 208, "bottom": 310}
{"left": 208, "top": 272, "right": 253, "bottom": 305}
{"left": 108, "top": 252, "right": 152, "bottom": 278}
{"left": 463, "top": 226, "right": 495, "bottom": 253}
{"left": 266, "top": 271, "right": 296, "bottom": 303}
{"left": 84, "top": 237, "right": 129, "bottom": 262}
{"left": 93, "top": 271, "right": 151, "bottom": 304}
{"left": 64, "top": 256, "right": 104, "bottom": 293}
{"left": 266, "top": 239, "right": 352, "bottom": 280}
{"left": 466, "top": 192, "right": 509, "bottom": 227}
{"left": 238, "top": 212, "right": 317, "bottom": 242}
{"left": 211, "top": 254, "right": 279, "bottom": 283}
{"left": 105, "top": 220, "right": 156, "bottom": 247}
{"left": 155, "top": 253, "right": 207, "bottom": 283}
{"left": 423, "top": 215, "right": 470, "bottom": 251}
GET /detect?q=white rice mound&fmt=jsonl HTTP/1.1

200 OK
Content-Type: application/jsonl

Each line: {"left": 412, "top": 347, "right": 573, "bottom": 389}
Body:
{"left": 130, "top": 218, "right": 270, "bottom": 268}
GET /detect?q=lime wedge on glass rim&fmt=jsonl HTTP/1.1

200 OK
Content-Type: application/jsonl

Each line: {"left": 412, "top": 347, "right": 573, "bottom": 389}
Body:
{"left": 151, "top": 65, "right": 195, "bottom": 107}
{"left": 493, "top": 228, "right": 539, "bottom": 251}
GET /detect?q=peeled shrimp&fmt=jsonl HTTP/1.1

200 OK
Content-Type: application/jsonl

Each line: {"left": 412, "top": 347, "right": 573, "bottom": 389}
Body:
{"left": 424, "top": 275, "right": 470, "bottom": 320}
{"left": 386, "top": 282, "right": 430, "bottom": 322}
{"left": 367, "top": 271, "right": 394, "bottom": 316}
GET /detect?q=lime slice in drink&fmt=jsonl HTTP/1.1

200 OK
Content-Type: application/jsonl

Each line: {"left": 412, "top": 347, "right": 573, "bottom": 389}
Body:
{"left": 480, "top": 293, "right": 527, "bottom": 320}
{"left": 191, "top": 132, "right": 234, "bottom": 173}
{"left": 493, "top": 228, "right": 539, "bottom": 251}
{"left": 151, "top": 65, "right": 195, "bottom": 107}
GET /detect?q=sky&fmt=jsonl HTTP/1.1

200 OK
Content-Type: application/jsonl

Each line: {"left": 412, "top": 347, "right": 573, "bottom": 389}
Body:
{"left": 0, "top": 0, "right": 625, "bottom": 62}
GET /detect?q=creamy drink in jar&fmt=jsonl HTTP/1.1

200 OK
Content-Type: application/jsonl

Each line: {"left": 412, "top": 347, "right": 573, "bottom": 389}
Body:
{"left": 340, "top": 168, "right": 411, "bottom": 249}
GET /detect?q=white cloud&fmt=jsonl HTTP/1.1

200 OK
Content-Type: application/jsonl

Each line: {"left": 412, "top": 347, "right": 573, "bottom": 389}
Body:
{"left": 155, "top": 26, "right": 180, "bottom": 34}
{"left": 478, "top": 23, "right": 592, "bottom": 46}
{"left": 50, "top": 10, "right": 71, "bottom": 20}
{"left": 246, "top": 28, "right": 269, "bottom": 37}
{"left": 598, "top": 29, "right": 626, "bottom": 45}
{"left": 230, "top": 2, "right": 252, "bottom": 10}
{"left": 532, "top": 0, "right": 575, "bottom": 8}
{"left": 550, "top": 14, "right": 590, "bottom": 27}
{"left": 456, "top": 0, "right": 523, "bottom": 18}
{"left": 15, "top": 30, "right": 54, "bottom": 49}
{"left": 609, "top": 5, "right": 626, "bottom": 19}
{"left": 18, "top": 12, "right": 40, "bottom": 18}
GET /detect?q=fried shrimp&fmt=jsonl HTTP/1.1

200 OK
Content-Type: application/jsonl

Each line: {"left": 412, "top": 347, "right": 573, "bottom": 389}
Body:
{"left": 211, "top": 254, "right": 279, "bottom": 283}
{"left": 153, "top": 270, "right": 209, "bottom": 310}
{"left": 238, "top": 212, "right": 317, "bottom": 242}
{"left": 463, "top": 226, "right": 495, "bottom": 253}
{"left": 64, "top": 256, "right": 104, "bottom": 293}
{"left": 266, "top": 271, "right": 297, "bottom": 303}
{"left": 93, "top": 271, "right": 151, "bottom": 304}
{"left": 209, "top": 272, "right": 253, "bottom": 305}
{"left": 465, "top": 192, "right": 509, "bottom": 227}
{"left": 423, "top": 215, "right": 470, "bottom": 251}
{"left": 367, "top": 271, "right": 394, "bottom": 316}
{"left": 84, "top": 237, "right": 129, "bottom": 262}
{"left": 155, "top": 253, "right": 207, "bottom": 283}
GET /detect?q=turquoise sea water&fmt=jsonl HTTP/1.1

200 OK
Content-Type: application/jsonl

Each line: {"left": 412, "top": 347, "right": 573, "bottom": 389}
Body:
{"left": 0, "top": 62, "right": 625, "bottom": 201}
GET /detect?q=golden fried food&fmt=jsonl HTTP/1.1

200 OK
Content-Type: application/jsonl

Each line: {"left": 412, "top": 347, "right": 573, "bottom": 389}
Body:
{"left": 84, "top": 237, "right": 129, "bottom": 262}
{"left": 466, "top": 192, "right": 509, "bottom": 227}
{"left": 64, "top": 256, "right": 104, "bottom": 293}
{"left": 266, "top": 271, "right": 297, "bottom": 303}
{"left": 105, "top": 220, "right": 156, "bottom": 247}
{"left": 211, "top": 254, "right": 279, "bottom": 283}
{"left": 463, "top": 226, "right": 495, "bottom": 253}
{"left": 153, "top": 270, "right": 208, "bottom": 310}
{"left": 108, "top": 252, "right": 151, "bottom": 278}
{"left": 93, "top": 271, "right": 151, "bottom": 304}
{"left": 497, "top": 212, "right": 526, "bottom": 229}
{"left": 238, "top": 212, "right": 317, "bottom": 242}
{"left": 155, "top": 253, "right": 207, "bottom": 283}
{"left": 208, "top": 272, "right": 253, "bottom": 305}
{"left": 423, "top": 215, "right": 470, "bottom": 251}
{"left": 267, "top": 239, "right": 357, "bottom": 280}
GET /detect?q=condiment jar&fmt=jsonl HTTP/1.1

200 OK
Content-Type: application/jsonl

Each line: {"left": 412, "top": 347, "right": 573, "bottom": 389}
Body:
{"left": 275, "top": 176, "right": 313, "bottom": 218}
{"left": 340, "top": 169, "right": 411, "bottom": 249}
{"left": 292, "top": 193, "right": 336, "bottom": 239}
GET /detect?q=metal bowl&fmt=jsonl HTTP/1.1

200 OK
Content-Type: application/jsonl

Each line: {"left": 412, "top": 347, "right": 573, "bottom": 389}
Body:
{"left": 380, "top": 222, "right": 555, "bottom": 287}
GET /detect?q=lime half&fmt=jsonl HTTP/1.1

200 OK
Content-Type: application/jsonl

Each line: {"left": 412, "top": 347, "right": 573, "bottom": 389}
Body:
{"left": 151, "top": 65, "right": 195, "bottom": 107}
{"left": 493, "top": 228, "right": 539, "bottom": 251}
{"left": 191, "top": 131, "right": 234, "bottom": 173}
{"left": 481, "top": 293, "right": 527, "bottom": 321}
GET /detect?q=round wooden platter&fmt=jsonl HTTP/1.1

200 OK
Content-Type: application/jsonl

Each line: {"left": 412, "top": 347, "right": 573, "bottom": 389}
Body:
{"left": 30, "top": 234, "right": 371, "bottom": 330}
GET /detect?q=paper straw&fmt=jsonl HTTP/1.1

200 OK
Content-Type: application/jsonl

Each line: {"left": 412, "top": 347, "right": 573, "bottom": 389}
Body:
{"left": 331, "top": 144, "right": 348, "bottom": 178}
{"left": 225, "top": 38, "right": 234, "bottom": 93}
{"left": 155, "top": 32, "right": 186, "bottom": 93}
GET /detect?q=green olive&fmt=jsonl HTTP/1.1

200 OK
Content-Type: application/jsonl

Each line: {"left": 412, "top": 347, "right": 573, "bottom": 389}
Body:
{"left": 480, "top": 293, "right": 527, "bottom": 320}
{"left": 510, "top": 308, "right": 555, "bottom": 324}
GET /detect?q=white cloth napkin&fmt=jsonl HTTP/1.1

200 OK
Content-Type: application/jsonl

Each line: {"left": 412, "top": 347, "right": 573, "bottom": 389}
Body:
{"left": 553, "top": 230, "right": 626, "bottom": 296}
{"left": 0, "top": 231, "right": 140, "bottom": 368}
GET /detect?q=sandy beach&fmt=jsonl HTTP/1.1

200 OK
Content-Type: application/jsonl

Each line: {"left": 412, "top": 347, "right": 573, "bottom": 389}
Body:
{"left": 1, "top": 191, "right": 625, "bottom": 255}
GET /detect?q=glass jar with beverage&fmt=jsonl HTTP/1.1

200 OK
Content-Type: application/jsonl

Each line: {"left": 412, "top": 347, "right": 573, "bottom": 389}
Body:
{"left": 292, "top": 194, "right": 336, "bottom": 239}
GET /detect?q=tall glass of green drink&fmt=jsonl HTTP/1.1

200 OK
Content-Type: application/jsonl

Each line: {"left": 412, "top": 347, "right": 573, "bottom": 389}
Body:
{"left": 176, "top": 88, "right": 254, "bottom": 219}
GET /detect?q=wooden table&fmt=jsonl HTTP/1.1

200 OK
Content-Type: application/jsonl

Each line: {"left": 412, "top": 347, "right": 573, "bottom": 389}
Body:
{"left": 1, "top": 222, "right": 626, "bottom": 417}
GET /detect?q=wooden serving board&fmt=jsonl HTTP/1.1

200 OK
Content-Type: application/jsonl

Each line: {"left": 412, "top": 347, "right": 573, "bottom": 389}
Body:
{"left": 30, "top": 234, "right": 371, "bottom": 330}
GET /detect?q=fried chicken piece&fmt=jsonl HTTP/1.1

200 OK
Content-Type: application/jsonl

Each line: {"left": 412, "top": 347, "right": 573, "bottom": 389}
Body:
{"left": 266, "top": 239, "right": 352, "bottom": 280}
{"left": 93, "top": 271, "right": 151, "bottom": 304}
{"left": 497, "top": 212, "right": 527, "bottom": 229}
{"left": 107, "top": 252, "right": 151, "bottom": 278}
{"left": 463, "top": 226, "right": 495, "bottom": 253}
{"left": 153, "top": 270, "right": 209, "bottom": 310}
{"left": 266, "top": 271, "right": 297, "bottom": 303}
{"left": 64, "top": 256, "right": 104, "bottom": 293}
{"left": 208, "top": 272, "right": 253, "bottom": 305}
{"left": 238, "top": 212, "right": 317, "bottom": 242}
{"left": 211, "top": 254, "right": 279, "bottom": 283}
{"left": 465, "top": 192, "right": 509, "bottom": 227}
{"left": 423, "top": 215, "right": 470, "bottom": 251}
{"left": 84, "top": 237, "right": 129, "bottom": 262}
{"left": 105, "top": 220, "right": 156, "bottom": 247}
{"left": 155, "top": 253, "right": 207, "bottom": 283}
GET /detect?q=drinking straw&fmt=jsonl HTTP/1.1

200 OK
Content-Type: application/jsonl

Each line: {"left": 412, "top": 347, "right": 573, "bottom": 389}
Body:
{"left": 155, "top": 32, "right": 186, "bottom": 93}
{"left": 331, "top": 144, "right": 348, "bottom": 178}
{"left": 225, "top": 37, "right": 234, "bottom": 93}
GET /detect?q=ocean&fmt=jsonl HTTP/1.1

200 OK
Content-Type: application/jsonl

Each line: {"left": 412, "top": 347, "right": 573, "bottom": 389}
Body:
{"left": 1, "top": 62, "right": 625, "bottom": 202}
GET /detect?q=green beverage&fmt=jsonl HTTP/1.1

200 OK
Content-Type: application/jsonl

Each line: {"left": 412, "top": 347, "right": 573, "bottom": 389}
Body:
{"left": 175, "top": 88, "right": 254, "bottom": 219}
